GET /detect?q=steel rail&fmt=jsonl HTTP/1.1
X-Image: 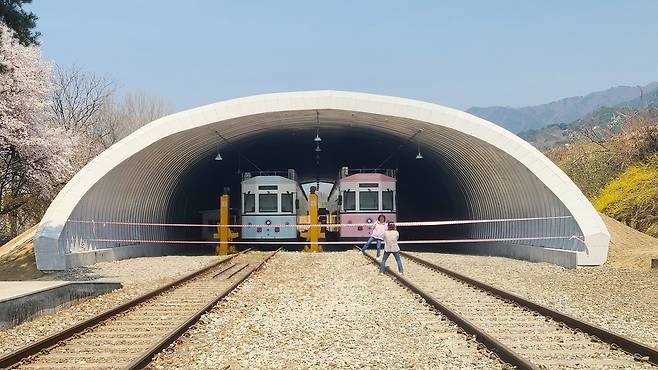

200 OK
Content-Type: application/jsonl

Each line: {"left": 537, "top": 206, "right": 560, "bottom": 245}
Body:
{"left": 359, "top": 250, "right": 538, "bottom": 370}
{"left": 0, "top": 248, "right": 251, "bottom": 369}
{"left": 125, "top": 248, "right": 281, "bottom": 370}
{"left": 210, "top": 263, "right": 237, "bottom": 279}
{"left": 401, "top": 251, "right": 658, "bottom": 365}
{"left": 224, "top": 263, "right": 250, "bottom": 280}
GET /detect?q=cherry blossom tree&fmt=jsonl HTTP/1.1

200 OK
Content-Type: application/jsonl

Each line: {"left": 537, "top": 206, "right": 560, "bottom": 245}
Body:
{"left": 0, "top": 22, "right": 74, "bottom": 240}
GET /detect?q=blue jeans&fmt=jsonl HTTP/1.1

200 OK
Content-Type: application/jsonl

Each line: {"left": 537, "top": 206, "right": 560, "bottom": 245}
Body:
{"left": 360, "top": 236, "right": 382, "bottom": 257}
{"left": 380, "top": 251, "right": 404, "bottom": 273}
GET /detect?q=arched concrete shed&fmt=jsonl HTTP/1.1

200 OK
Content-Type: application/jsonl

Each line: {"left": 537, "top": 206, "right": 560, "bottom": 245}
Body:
{"left": 35, "top": 91, "right": 609, "bottom": 270}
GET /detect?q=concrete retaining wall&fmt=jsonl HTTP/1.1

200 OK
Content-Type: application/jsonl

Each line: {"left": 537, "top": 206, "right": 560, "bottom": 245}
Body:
{"left": 434, "top": 242, "right": 579, "bottom": 268}
{"left": 35, "top": 243, "right": 197, "bottom": 271}
{"left": 0, "top": 281, "right": 122, "bottom": 329}
{"left": 61, "top": 243, "right": 196, "bottom": 268}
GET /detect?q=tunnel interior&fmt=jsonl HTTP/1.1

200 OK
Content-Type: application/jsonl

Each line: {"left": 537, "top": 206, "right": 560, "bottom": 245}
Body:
{"left": 168, "top": 125, "right": 471, "bottom": 246}
{"left": 60, "top": 109, "right": 584, "bottom": 254}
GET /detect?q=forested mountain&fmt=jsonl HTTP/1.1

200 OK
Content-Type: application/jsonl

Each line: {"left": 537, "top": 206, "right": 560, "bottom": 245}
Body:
{"left": 467, "top": 82, "right": 658, "bottom": 133}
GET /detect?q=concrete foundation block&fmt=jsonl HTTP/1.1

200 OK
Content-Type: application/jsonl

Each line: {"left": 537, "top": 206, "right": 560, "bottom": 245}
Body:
{"left": 37, "top": 243, "right": 195, "bottom": 271}
{"left": 445, "top": 242, "right": 579, "bottom": 268}
{"left": 0, "top": 281, "right": 122, "bottom": 329}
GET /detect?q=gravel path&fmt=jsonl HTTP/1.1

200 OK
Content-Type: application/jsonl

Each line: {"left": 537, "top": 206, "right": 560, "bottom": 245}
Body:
{"left": 148, "top": 251, "right": 505, "bottom": 369}
{"left": 0, "top": 255, "right": 224, "bottom": 356}
{"left": 410, "top": 252, "right": 658, "bottom": 348}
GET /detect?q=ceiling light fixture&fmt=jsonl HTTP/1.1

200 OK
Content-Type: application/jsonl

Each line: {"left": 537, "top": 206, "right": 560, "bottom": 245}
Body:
{"left": 214, "top": 137, "right": 222, "bottom": 161}
{"left": 314, "top": 110, "right": 322, "bottom": 142}
{"left": 415, "top": 143, "right": 423, "bottom": 160}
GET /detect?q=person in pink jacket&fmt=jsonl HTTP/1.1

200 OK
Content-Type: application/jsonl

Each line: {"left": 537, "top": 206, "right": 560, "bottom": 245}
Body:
{"left": 359, "top": 214, "right": 386, "bottom": 258}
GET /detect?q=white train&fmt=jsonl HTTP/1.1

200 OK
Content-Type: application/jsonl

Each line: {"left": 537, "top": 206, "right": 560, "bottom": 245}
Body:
{"left": 240, "top": 170, "right": 301, "bottom": 240}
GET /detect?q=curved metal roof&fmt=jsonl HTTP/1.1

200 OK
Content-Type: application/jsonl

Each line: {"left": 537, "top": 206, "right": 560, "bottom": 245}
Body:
{"left": 34, "top": 91, "right": 609, "bottom": 269}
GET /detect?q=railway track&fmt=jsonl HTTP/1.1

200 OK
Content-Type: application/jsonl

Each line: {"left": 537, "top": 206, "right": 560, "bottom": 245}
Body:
{"left": 0, "top": 249, "right": 279, "bottom": 370}
{"left": 363, "top": 250, "right": 658, "bottom": 369}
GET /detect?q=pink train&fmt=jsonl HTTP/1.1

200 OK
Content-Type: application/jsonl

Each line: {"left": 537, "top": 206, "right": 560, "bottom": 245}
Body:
{"left": 326, "top": 167, "right": 397, "bottom": 239}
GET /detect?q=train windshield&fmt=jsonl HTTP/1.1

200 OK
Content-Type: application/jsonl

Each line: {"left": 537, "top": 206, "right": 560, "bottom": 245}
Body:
{"left": 359, "top": 191, "right": 379, "bottom": 210}
{"left": 259, "top": 193, "right": 278, "bottom": 212}
{"left": 281, "top": 193, "right": 294, "bottom": 213}
{"left": 382, "top": 190, "right": 394, "bottom": 211}
{"left": 244, "top": 193, "right": 255, "bottom": 213}
{"left": 343, "top": 191, "right": 356, "bottom": 211}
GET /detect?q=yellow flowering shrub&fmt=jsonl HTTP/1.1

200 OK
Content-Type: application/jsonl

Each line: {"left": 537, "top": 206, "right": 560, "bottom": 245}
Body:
{"left": 593, "top": 154, "right": 658, "bottom": 236}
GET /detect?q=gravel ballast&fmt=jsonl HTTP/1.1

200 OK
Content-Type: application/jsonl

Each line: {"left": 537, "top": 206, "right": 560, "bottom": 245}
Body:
{"left": 149, "top": 251, "right": 505, "bottom": 369}
{"left": 0, "top": 255, "right": 224, "bottom": 356}
{"left": 410, "top": 252, "right": 658, "bottom": 348}
{"left": 398, "top": 255, "right": 652, "bottom": 369}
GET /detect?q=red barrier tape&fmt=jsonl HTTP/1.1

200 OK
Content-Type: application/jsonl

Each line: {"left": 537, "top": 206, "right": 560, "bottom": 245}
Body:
{"left": 68, "top": 215, "right": 573, "bottom": 229}
{"left": 84, "top": 235, "right": 584, "bottom": 245}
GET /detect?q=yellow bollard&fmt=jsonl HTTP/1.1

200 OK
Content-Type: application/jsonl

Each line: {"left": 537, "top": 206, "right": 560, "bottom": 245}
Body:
{"left": 213, "top": 194, "right": 239, "bottom": 255}
{"left": 301, "top": 193, "right": 325, "bottom": 252}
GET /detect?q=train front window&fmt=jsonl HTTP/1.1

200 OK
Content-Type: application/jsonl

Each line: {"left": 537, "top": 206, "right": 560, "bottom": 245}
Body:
{"left": 244, "top": 193, "right": 255, "bottom": 213}
{"left": 259, "top": 193, "right": 278, "bottom": 212}
{"left": 359, "top": 191, "right": 379, "bottom": 211}
{"left": 382, "top": 190, "right": 394, "bottom": 211}
{"left": 343, "top": 191, "right": 356, "bottom": 211}
{"left": 281, "top": 193, "right": 294, "bottom": 213}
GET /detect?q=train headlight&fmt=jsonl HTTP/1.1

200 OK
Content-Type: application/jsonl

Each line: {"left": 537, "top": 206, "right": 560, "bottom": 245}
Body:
{"left": 265, "top": 220, "right": 272, "bottom": 226}
{"left": 366, "top": 218, "right": 373, "bottom": 224}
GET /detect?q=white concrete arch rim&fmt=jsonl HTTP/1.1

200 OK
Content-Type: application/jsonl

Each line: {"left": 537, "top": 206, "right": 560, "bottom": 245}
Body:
{"left": 35, "top": 90, "right": 609, "bottom": 269}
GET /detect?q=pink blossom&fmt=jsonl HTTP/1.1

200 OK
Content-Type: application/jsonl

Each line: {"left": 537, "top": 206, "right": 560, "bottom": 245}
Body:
{"left": 1, "top": 22, "right": 75, "bottom": 200}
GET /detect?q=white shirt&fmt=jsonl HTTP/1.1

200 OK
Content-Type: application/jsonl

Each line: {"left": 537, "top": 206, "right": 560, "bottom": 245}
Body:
{"left": 383, "top": 230, "right": 400, "bottom": 252}
{"left": 371, "top": 221, "right": 386, "bottom": 240}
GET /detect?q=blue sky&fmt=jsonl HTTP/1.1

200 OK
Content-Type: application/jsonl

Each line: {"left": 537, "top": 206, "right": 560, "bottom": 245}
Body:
{"left": 29, "top": 1, "right": 658, "bottom": 112}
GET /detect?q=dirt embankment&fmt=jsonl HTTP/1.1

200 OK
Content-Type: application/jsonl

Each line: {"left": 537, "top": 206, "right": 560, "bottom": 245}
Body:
{"left": 0, "top": 225, "right": 44, "bottom": 280}
{"left": 601, "top": 213, "right": 658, "bottom": 269}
